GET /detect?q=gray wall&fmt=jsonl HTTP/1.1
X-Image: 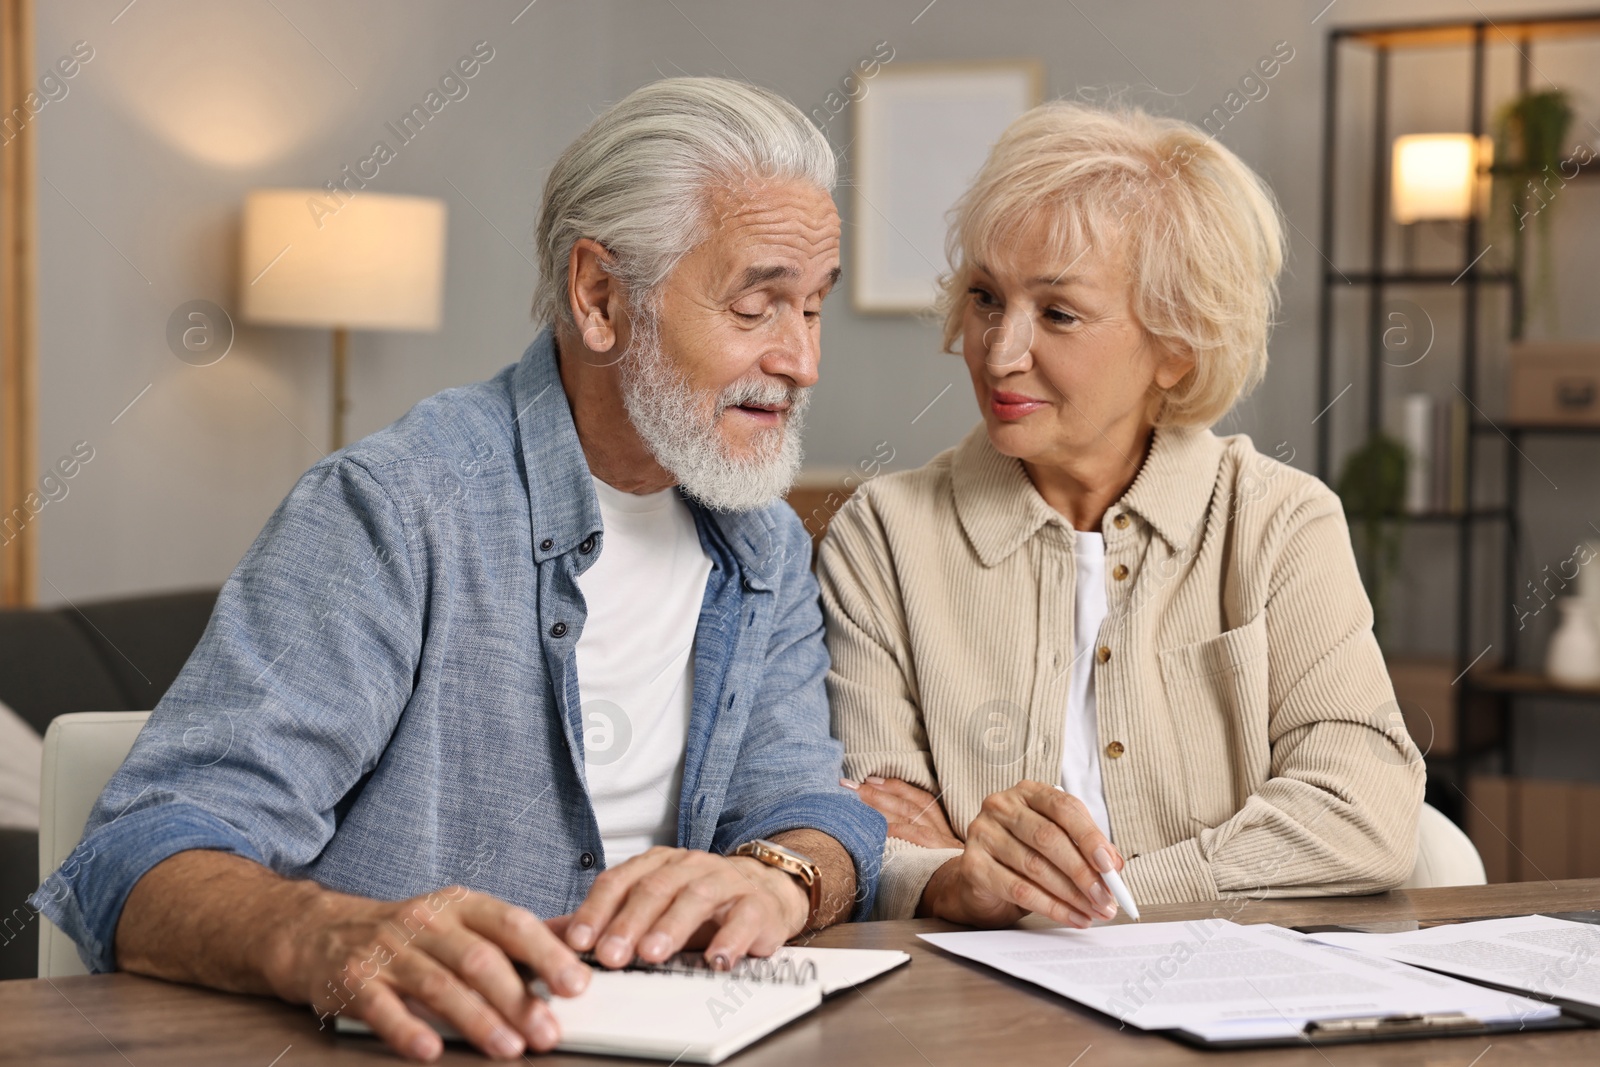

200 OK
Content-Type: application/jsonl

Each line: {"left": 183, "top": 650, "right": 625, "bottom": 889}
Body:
{"left": 29, "top": 1, "right": 1600, "bottom": 767}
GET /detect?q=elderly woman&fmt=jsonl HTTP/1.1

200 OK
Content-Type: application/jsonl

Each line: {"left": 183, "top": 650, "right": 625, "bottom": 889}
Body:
{"left": 820, "top": 102, "right": 1423, "bottom": 927}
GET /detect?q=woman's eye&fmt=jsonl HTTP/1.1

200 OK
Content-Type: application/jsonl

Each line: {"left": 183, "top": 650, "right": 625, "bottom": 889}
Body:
{"left": 967, "top": 287, "right": 998, "bottom": 307}
{"left": 1045, "top": 308, "right": 1079, "bottom": 325}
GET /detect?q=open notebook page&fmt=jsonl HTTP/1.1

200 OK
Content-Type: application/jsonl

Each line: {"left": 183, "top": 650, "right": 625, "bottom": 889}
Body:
{"left": 333, "top": 945, "right": 908, "bottom": 1064}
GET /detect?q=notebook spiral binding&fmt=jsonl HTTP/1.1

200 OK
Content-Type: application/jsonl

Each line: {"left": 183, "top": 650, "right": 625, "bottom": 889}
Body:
{"left": 574, "top": 950, "right": 821, "bottom": 986}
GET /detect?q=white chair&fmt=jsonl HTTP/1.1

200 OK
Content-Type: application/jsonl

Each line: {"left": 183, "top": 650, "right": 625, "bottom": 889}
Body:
{"left": 1401, "top": 802, "right": 1486, "bottom": 889}
{"left": 37, "top": 711, "right": 151, "bottom": 978}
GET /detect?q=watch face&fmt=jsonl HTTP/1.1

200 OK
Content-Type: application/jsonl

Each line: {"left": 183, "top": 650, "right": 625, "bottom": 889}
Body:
{"left": 756, "top": 840, "right": 816, "bottom": 867}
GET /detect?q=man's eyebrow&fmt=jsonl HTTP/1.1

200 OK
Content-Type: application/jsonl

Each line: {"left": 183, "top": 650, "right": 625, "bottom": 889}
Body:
{"left": 730, "top": 263, "right": 843, "bottom": 293}
{"left": 733, "top": 264, "right": 800, "bottom": 291}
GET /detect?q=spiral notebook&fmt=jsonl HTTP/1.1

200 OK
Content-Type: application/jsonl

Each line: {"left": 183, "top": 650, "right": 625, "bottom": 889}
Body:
{"left": 333, "top": 946, "right": 909, "bottom": 1064}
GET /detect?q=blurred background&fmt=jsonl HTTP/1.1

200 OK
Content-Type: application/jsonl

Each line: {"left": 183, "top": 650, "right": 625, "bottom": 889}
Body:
{"left": 2, "top": 0, "right": 1600, "bottom": 940}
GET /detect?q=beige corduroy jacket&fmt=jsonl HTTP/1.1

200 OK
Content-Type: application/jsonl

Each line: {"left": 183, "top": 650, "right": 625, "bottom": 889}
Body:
{"left": 818, "top": 422, "right": 1424, "bottom": 921}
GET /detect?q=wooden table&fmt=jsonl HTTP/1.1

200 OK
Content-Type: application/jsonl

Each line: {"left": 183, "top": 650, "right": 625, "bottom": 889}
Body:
{"left": 5, "top": 879, "right": 1599, "bottom": 1065}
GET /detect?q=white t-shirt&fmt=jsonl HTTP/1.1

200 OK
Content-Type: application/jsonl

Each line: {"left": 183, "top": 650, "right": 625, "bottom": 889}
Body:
{"left": 1061, "top": 529, "right": 1114, "bottom": 839}
{"left": 574, "top": 477, "right": 712, "bottom": 867}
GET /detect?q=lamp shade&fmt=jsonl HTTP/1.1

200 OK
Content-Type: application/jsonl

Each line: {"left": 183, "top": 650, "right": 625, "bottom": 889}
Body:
{"left": 240, "top": 189, "right": 446, "bottom": 331}
{"left": 1391, "top": 134, "right": 1492, "bottom": 224}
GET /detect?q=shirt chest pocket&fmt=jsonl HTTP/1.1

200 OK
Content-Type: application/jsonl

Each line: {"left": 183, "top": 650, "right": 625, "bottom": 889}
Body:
{"left": 1156, "top": 611, "right": 1271, "bottom": 826}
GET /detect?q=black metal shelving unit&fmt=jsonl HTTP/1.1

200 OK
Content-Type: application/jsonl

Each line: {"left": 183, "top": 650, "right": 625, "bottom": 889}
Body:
{"left": 1314, "top": 11, "right": 1600, "bottom": 822}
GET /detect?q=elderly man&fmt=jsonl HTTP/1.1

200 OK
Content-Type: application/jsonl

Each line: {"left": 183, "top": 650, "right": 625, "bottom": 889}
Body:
{"left": 32, "top": 77, "right": 882, "bottom": 1062}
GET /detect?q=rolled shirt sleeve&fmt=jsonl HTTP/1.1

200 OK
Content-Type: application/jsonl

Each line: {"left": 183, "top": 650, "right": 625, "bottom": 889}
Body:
{"left": 30, "top": 456, "right": 422, "bottom": 972}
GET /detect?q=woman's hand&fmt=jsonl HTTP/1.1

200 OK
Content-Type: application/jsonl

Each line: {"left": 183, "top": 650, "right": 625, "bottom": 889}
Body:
{"left": 846, "top": 776, "right": 962, "bottom": 850}
{"left": 915, "top": 780, "right": 1123, "bottom": 929}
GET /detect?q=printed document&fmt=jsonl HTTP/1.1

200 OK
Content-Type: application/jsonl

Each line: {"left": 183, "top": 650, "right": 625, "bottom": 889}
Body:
{"left": 919, "top": 919, "right": 1556, "bottom": 1039}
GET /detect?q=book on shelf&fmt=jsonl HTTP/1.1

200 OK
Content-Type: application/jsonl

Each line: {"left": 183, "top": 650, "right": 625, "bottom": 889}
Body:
{"left": 1401, "top": 392, "right": 1468, "bottom": 516}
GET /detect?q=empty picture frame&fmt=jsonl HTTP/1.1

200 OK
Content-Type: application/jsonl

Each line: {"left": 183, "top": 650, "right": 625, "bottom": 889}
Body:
{"left": 852, "top": 60, "right": 1043, "bottom": 313}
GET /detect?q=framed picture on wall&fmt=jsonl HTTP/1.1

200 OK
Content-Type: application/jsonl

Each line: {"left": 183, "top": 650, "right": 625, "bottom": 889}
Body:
{"left": 852, "top": 60, "right": 1044, "bottom": 314}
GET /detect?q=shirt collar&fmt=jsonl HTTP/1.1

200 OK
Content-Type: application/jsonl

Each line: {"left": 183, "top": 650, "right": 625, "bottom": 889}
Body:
{"left": 952, "top": 420, "right": 1224, "bottom": 566}
{"left": 512, "top": 328, "right": 782, "bottom": 583}
{"left": 514, "top": 329, "right": 602, "bottom": 564}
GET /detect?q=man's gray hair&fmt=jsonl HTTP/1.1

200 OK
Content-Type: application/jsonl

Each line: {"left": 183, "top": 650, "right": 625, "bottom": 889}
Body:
{"left": 532, "top": 77, "right": 836, "bottom": 329}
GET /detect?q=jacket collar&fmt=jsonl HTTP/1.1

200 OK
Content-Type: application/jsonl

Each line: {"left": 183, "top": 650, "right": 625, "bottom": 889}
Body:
{"left": 511, "top": 328, "right": 781, "bottom": 583}
{"left": 952, "top": 420, "right": 1224, "bottom": 566}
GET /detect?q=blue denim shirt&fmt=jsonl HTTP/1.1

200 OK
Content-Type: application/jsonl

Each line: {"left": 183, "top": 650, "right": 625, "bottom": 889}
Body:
{"left": 33, "top": 329, "right": 884, "bottom": 972}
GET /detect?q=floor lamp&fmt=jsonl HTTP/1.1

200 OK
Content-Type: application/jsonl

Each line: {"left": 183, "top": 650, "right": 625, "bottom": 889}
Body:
{"left": 240, "top": 190, "right": 446, "bottom": 451}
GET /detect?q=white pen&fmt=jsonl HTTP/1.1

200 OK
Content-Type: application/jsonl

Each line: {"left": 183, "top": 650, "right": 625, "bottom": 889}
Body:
{"left": 1100, "top": 866, "right": 1141, "bottom": 922}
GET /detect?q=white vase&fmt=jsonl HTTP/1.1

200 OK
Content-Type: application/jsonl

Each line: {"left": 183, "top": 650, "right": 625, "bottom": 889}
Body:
{"left": 1546, "top": 598, "right": 1600, "bottom": 685}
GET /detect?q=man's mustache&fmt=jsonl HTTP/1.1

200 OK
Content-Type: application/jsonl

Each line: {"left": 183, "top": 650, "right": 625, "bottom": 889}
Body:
{"left": 717, "top": 377, "right": 810, "bottom": 419}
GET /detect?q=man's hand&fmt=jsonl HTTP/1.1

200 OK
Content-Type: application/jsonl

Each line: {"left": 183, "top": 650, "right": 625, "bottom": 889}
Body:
{"left": 847, "top": 776, "right": 962, "bottom": 850}
{"left": 559, "top": 847, "right": 808, "bottom": 971}
{"left": 115, "top": 850, "right": 591, "bottom": 1064}
{"left": 276, "top": 885, "right": 592, "bottom": 1061}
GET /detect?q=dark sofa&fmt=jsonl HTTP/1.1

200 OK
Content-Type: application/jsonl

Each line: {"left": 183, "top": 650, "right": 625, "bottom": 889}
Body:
{"left": 0, "top": 588, "right": 218, "bottom": 980}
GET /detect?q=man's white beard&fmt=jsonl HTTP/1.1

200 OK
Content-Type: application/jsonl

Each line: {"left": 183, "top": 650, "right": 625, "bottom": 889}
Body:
{"left": 618, "top": 307, "right": 809, "bottom": 513}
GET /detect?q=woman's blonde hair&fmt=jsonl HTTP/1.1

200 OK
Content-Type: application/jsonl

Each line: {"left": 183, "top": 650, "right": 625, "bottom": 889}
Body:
{"left": 936, "top": 101, "right": 1286, "bottom": 428}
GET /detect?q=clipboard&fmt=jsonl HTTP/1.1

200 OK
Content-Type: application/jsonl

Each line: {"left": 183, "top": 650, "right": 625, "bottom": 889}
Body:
{"left": 1168, "top": 1008, "right": 1587, "bottom": 1050}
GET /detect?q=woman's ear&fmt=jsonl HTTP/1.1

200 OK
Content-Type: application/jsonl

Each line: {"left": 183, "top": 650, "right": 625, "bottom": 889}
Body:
{"left": 567, "top": 238, "right": 620, "bottom": 353}
{"left": 1152, "top": 341, "right": 1197, "bottom": 390}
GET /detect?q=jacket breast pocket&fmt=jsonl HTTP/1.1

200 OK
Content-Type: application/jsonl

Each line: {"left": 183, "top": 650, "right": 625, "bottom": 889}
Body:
{"left": 1156, "top": 611, "right": 1271, "bottom": 826}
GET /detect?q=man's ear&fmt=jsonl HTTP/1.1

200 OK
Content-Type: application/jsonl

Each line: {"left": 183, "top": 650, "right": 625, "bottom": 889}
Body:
{"left": 567, "top": 238, "right": 622, "bottom": 353}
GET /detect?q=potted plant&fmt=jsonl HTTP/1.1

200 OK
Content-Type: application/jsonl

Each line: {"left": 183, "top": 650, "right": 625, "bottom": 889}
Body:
{"left": 1337, "top": 433, "right": 1410, "bottom": 646}
{"left": 1490, "top": 88, "right": 1575, "bottom": 335}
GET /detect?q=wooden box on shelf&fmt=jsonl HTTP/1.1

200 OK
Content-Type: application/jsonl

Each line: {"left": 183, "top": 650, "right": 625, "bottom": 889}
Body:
{"left": 1508, "top": 341, "right": 1600, "bottom": 426}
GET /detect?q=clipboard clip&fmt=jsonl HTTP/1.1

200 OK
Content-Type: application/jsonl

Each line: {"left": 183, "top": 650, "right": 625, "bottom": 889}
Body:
{"left": 1305, "top": 1012, "right": 1481, "bottom": 1036}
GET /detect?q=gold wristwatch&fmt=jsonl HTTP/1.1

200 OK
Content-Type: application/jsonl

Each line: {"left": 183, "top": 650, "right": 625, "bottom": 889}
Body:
{"left": 733, "top": 838, "right": 823, "bottom": 931}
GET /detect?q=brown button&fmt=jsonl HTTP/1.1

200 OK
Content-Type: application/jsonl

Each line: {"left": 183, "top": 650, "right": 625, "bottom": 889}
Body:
{"left": 1113, "top": 513, "right": 1130, "bottom": 529}
{"left": 1112, "top": 563, "right": 1129, "bottom": 581}
{"left": 1106, "top": 741, "right": 1126, "bottom": 759}
{"left": 1096, "top": 645, "right": 1111, "bottom": 663}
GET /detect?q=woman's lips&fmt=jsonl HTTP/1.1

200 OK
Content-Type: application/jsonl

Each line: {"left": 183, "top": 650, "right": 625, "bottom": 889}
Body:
{"left": 990, "top": 390, "right": 1048, "bottom": 421}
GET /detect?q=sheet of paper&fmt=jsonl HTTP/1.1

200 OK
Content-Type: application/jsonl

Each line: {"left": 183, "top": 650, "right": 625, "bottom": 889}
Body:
{"left": 1310, "top": 914, "right": 1600, "bottom": 1007}
{"left": 919, "top": 920, "right": 1557, "bottom": 1033}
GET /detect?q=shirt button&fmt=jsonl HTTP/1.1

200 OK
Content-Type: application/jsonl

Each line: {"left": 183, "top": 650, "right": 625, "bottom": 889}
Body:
{"left": 550, "top": 622, "right": 568, "bottom": 638}
{"left": 1113, "top": 513, "right": 1130, "bottom": 529}
{"left": 579, "top": 851, "right": 596, "bottom": 870}
{"left": 579, "top": 535, "right": 596, "bottom": 554}
{"left": 1112, "top": 563, "right": 1129, "bottom": 581}
{"left": 1106, "top": 741, "right": 1126, "bottom": 759}
{"left": 1096, "top": 645, "right": 1111, "bottom": 663}
{"left": 539, "top": 538, "right": 554, "bottom": 552}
